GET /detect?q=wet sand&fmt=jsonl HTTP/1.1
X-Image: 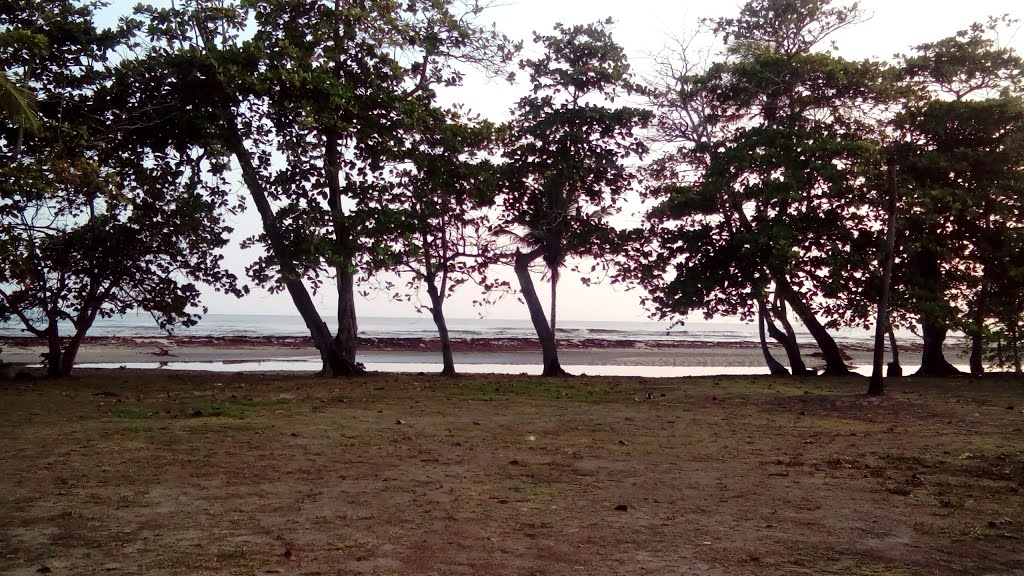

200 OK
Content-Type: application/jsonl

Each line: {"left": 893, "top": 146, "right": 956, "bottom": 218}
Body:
{"left": 0, "top": 335, "right": 935, "bottom": 370}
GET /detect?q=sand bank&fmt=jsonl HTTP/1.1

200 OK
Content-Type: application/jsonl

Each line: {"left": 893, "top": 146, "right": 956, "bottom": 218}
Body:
{"left": 0, "top": 335, "right": 940, "bottom": 371}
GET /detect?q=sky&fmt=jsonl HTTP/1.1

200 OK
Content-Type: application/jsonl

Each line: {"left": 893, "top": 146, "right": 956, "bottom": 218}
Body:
{"left": 102, "top": 0, "right": 1024, "bottom": 322}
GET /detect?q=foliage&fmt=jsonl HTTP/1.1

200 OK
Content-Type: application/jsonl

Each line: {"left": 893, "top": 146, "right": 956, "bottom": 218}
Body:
{"left": 894, "top": 17, "right": 1024, "bottom": 372}
{"left": 3, "top": 0, "right": 1024, "bottom": 381}
{"left": 0, "top": 27, "right": 49, "bottom": 132}
{"left": 497, "top": 19, "right": 650, "bottom": 376}
{"left": 503, "top": 20, "right": 651, "bottom": 278}
{"left": 0, "top": 69, "right": 40, "bottom": 132}
{"left": 376, "top": 105, "right": 509, "bottom": 374}
{"left": 227, "top": 0, "right": 517, "bottom": 290}
{"left": 631, "top": 2, "right": 1024, "bottom": 376}
{"left": 387, "top": 108, "right": 506, "bottom": 303}
{"left": 125, "top": 0, "right": 517, "bottom": 375}
{"left": 628, "top": 0, "right": 888, "bottom": 324}
{"left": 710, "top": 0, "right": 868, "bottom": 56}
{"left": 619, "top": 0, "right": 905, "bottom": 376}
{"left": 0, "top": 0, "right": 244, "bottom": 377}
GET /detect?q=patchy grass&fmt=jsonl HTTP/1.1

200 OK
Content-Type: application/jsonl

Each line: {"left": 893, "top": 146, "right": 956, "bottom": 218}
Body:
{"left": 110, "top": 405, "right": 158, "bottom": 419}
{"left": 1, "top": 370, "right": 1022, "bottom": 575}
{"left": 441, "top": 375, "right": 629, "bottom": 402}
{"left": 186, "top": 397, "right": 266, "bottom": 418}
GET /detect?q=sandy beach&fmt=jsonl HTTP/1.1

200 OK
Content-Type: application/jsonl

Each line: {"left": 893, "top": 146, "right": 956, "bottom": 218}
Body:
{"left": 0, "top": 335, "right": 942, "bottom": 371}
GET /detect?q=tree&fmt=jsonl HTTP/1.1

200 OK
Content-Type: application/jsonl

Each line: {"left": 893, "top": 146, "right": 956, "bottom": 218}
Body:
{"left": 868, "top": 157, "right": 898, "bottom": 395}
{"left": 895, "top": 17, "right": 1024, "bottom": 376}
{"left": 127, "top": 0, "right": 515, "bottom": 376}
{"left": 501, "top": 19, "right": 651, "bottom": 376}
{"left": 387, "top": 107, "right": 506, "bottom": 375}
{"left": 0, "top": 0, "right": 243, "bottom": 377}
{"left": 625, "top": 0, "right": 891, "bottom": 376}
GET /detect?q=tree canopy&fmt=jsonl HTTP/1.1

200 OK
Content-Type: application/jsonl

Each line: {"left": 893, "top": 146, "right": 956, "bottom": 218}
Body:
{"left": 501, "top": 19, "right": 651, "bottom": 376}
{"left": 0, "top": 0, "right": 244, "bottom": 377}
{"left": 3, "top": 0, "right": 1024, "bottom": 382}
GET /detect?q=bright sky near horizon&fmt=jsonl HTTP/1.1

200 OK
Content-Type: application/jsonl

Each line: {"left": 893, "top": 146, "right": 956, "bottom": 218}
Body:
{"left": 101, "top": 0, "right": 1024, "bottom": 322}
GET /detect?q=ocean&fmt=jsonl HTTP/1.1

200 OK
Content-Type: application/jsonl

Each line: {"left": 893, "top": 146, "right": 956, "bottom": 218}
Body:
{"left": 1, "top": 312, "right": 901, "bottom": 347}
{"left": 3, "top": 313, "right": 961, "bottom": 376}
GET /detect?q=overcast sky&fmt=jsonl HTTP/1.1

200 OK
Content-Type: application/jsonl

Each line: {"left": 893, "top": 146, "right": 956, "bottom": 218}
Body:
{"left": 103, "top": 0, "right": 1024, "bottom": 322}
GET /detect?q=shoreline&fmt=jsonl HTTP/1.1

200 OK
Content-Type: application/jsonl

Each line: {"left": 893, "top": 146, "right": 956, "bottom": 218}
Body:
{"left": 1, "top": 334, "right": 939, "bottom": 370}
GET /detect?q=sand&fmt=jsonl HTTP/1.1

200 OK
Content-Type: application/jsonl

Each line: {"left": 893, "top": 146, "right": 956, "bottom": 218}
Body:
{"left": 0, "top": 335, "right": 943, "bottom": 371}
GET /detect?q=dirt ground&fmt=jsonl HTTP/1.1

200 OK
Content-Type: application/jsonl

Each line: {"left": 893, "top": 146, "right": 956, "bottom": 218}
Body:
{"left": 1, "top": 371, "right": 1022, "bottom": 576}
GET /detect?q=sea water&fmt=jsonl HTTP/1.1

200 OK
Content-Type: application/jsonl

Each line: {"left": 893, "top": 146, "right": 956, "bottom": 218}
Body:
{"left": 5, "top": 313, "right": 951, "bottom": 376}
{"left": 1, "top": 312, "right": 900, "bottom": 347}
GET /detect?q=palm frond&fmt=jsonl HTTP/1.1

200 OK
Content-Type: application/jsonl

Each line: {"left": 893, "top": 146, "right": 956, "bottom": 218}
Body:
{"left": 0, "top": 70, "right": 41, "bottom": 133}
{"left": 492, "top": 226, "right": 547, "bottom": 248}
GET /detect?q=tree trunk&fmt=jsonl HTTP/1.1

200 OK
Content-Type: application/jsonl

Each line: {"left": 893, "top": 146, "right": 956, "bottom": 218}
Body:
{"left": 767, "top": 297, "right": 811, "bottom": 375}
{"left": 45, "top": 333, "right": 64, "bottom": 379}
{"left": 909, "top": 243, "right": 958, "bottom": 377}
{"left": 515, "top": 249, "right": 567, "bottom": 377}
{"left": 550, "top": 270, "right": 558, "bottom": 346}
{"left": 969, "top": 332, "right": 985, "bottom": 375}
{"left": 886, "top": 322, "right": 902, "bottom": 377}
{"left": 59, "top": 304, "right": 103, "bottom": 377}
{"left": 39, "top": 312, "right": 67, "bottom": 378}
{"left": 61, "top": 332, "right": 85, "bottom": 376}
{"left": 869, "top": 156, "right": 899, "bottom": 396}
{"left": 1011, "top": 323, "right": 1022, "bottom": 373}
{"left": 757, "top": 298, "right": 789, "bottom": 376}
{"left": 224, "top": 121, "right": 353, "bottom": 376}
{"left": 968, "top": 300, "right": 986, "bottom": 375}
{"left": 915, "top": 321, "right": 961, "bottom": 376}
{"left": 426, "top": 277, "right": 456, "bottom": 376}
{"left": 973, "top": 201, "right": 993, "bottom": 375}
{"left": 775, "top": 278, "right": 851, "bottom": 375}
{"left": 325, "top": 135, "right": 363, "bottom": 374}
{"left": 295, "top": 279, "right": 352, "bottom": 376}
{"left": 334, "top": 266, "right": 359, "bottom": 367}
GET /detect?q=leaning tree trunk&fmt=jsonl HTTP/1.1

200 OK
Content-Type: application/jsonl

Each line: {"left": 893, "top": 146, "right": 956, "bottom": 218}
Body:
{"left": 966, "top": 282, "right": 987, "bottom": 375}
{"left": 757, "top": 299, "right": 789, "bottom": 376}
{"left": 775, "top": 279, "right": 851, "bottom": 375}
{"left": 767, "top": 297, "right": 811, "bottom": 375}
{"left": 59, "top": 305, "right": 102, "bottom": 377}
{"left": 426, "top": 277, "right": 456, "bottom": 376}
{"left": 60, "top": 332, "right": 86, "bottom": 377}
{"left": 726, "top": 193, "right": 844, "bottom": 375}
{"left": 915, "top": 321, "right": 961, "bottom": 376}
{"left": 869, "top": 156, "right": 899, "bottom": 396}
{"left": 515, "top": 249, "right": 567, "bottom": 377}
{"left": 224, "top": 120, "right": 353, "bottom": 376}
{"left": 886, "top": 322, "right": 902, "bottom": 377}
